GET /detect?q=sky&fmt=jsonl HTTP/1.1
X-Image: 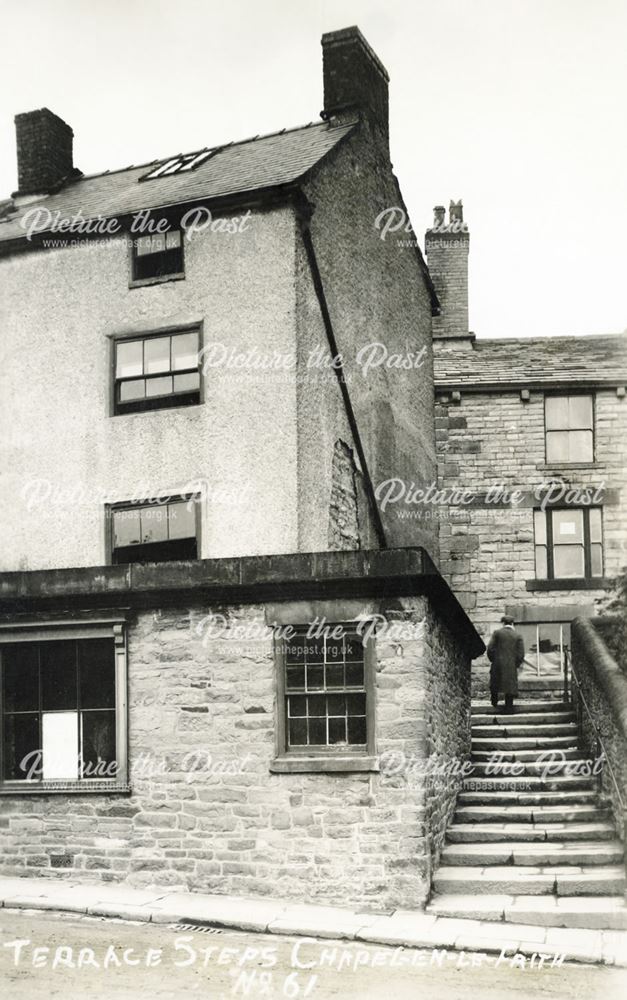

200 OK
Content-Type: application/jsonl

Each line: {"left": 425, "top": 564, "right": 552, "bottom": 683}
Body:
{"left": 0, "top": 0, "right": 625, "bottom": 340}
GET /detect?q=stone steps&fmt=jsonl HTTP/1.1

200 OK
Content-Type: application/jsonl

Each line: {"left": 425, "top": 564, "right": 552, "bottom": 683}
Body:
{"left": 472, "top": 712, "right": 576, "bottom": 726}
{"left": 455, "top": 803, "right": 610, "bottom": 824}
{"left": 432, "top": 696, "right": 626, "bottom": 926}
{"left": 458, "top": 789, "right": 599, "bottom": 806}
{"left": 426, "top": 894, "right": 627, "bottom": 931}
{"left": 462, "top": 775, "right": 596, "bottom": 791}
{"left": 471, "top": 747, "right": 581, "bottom": 762}
{"left": 471, "top": 700, "right": 572, "bottom": 714}
{"left": 447, "top": 822, "right": 617, "bottom": 843}
{"left": 472, "top": 723, "right": 578, "bottom": 738}
{"left": 472, "top": 735, "right": 578, "bottom": 750}
{"left": 517, "top": 677, "right": 565, "bottom": 691}
{"left": 433, "top": 865, "right": 626, "bottom": 897}
{"left": 441, "top": 840, "right": 624, "bottom": 867}
{"left": 470, "top": 760, "right": 594, "bottom": 777}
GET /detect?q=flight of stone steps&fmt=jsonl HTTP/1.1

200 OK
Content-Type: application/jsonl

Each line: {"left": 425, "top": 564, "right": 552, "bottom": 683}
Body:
{"left": 427, "top": 698, "right": 627, "bottom": 931}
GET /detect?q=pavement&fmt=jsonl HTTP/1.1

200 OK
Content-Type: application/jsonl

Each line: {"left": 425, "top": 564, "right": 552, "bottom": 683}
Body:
{"left": 0, "top": 876, "right": 626, "bottom": 967}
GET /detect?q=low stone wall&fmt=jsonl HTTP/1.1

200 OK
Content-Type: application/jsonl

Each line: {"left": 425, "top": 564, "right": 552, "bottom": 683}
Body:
{"left": 571, "top": 617, "right": 627, "bottom": 839}
{"left": 422, "top": 602, "right": 471, "bottom": 874}
{"left": 0, "top": 585, "right": 473, "bottom": 910}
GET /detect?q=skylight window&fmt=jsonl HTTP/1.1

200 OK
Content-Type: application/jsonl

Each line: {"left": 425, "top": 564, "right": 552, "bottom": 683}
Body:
{"left": 141, "top": 149, "right": 213, "bottom": 181}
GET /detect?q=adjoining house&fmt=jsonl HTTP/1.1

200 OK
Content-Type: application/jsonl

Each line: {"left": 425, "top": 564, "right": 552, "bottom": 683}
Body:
{"left": 0, "top": 27, "right": 483, "bottom": 910}
{"left": 427, "top": 203, "right": 627, "bottom": 694}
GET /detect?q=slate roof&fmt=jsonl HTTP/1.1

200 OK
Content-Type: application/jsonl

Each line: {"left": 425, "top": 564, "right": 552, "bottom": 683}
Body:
{"left": 0, "top": 118, "right": 358, "bottom": 244}
{"left": 434, "top": 333, "right": 627, "bottom": 389}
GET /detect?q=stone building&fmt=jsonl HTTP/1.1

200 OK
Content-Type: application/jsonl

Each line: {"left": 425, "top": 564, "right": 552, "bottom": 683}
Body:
{"left": 0, "top": 28, "right": 483, "bottom": 909}
{"left": 427, "top": 203, "right": 627, "bottom": 692}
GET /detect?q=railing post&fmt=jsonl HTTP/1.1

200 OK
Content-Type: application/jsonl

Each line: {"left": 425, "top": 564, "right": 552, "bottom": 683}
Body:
{"left": 595, "top": 736, "right": 604, "bottom": 798}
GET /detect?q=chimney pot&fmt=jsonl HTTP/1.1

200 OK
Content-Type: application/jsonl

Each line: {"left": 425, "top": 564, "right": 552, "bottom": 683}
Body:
{"left": 14, "top": 108, "right": 75, "bottom": 195}
{"left": 425, "top": 198, "right": 470, "bottom": 341}
{"left": 449, "top": 199, "right": 464, "bottom": 224}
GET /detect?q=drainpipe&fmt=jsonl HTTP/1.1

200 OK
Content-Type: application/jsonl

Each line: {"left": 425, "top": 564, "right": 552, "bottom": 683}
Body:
{"left": 294, "top": 191, "right": 387, "bottom": 550}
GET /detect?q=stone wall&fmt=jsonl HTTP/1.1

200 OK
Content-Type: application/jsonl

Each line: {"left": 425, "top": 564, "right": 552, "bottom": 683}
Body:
{"left": 571, "top": 616, "right": 627, "bottom": 840}
{"left": 434, "top": 386, "right": 627, "bottom": 691}
{"left": 328, "top": 439, "right": 369, "bottom": 551}
{"left": 0, "top": 591, "right": 472, "bottom": 910}
{"left": 422, "top": 601, "right": 472, "bottom": 868}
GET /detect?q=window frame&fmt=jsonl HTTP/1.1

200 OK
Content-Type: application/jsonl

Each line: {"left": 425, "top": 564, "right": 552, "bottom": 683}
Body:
{"left": 272, "top": 624, "right": 377, "bottom": 773}
{"left": 0, "top": 617, "right": 129, "bottom": 795}
{"left": 533, "top": 506, "right": 604, "bottom": 581}
{"left": 544, "top": 393, "right": 595, "bottom": 465}
{"left": 129, "top": 227, "right": 185, "bottom": 287}
{"left": 105, "top": 493, "right": 202, "bottom": 566}
{"left": 110, "top": 325, "right": 203, "bottom": 417}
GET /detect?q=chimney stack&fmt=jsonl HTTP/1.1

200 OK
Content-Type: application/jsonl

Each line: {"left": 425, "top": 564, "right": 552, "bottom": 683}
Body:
{"left": 425, "top": 200, "right": 471, "bottom": 343}
{"left": 322, "top": 27, "right": 389, "bottom": 145}
{"left": 14, "top": 108, "right": 75, "bottom": 196}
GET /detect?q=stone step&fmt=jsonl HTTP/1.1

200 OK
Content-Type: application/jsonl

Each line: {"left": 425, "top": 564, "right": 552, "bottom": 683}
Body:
{"left": 473, "top": 736, "right": 578, "bottom": 751}
{"left": 426, "top": 894, "right": 627, "bottom": 931}
{"left": 471, "top": 747, "right": 581, "bottom": 762}
{"left": 433, "top": 865, "right": 626, "bottom": 896}
{"left": 518, "top": 677, "right": 565, "bottom": 691}
{"left": 470, "top": 760, "right": 595, "bottom": 777}
{"left": 455, "top": 803, "right": 609, "bottom": 824}
{"left": 472, "top": 723, "right": 578, "bottom": 738}
{"left": 447, "top": 822, "right": 617, "bottom": 843}
{"left": 472, "top": 712, "right": 576, "bottom": 726}
{"left": 458, "top": 789, "right": 599, "bottom": 806}
{"left": 440, "top": 840, "right": 624, "bottom": 867}
{"left": 471, "top": 701, "right": 572, "bottom": 714}
{"left": 462, "top": 775, "right": 595, "bottom": 792}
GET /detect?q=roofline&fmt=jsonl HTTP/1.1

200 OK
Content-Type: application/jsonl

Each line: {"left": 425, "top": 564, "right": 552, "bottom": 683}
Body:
{"left": 12, "top": 116, "right": 357, "bottom": 189}
{"left": 390, "top": 175, "right": 440, "bottom": 316}
{"left": 435, "top": 379, "right": 627, "bottom": 393}
{"left": 463, "top": 333, "right": 627, "bottom": 346}
{"left": 0, "top": 121, "right": 360, "bottom": 258}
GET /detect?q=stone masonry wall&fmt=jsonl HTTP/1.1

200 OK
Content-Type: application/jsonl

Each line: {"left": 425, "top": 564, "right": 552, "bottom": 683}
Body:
{"left": 327, "top": 440, "right": 362, "bottom": 551}
{"left": 434, "top": 386, "right": 627, "bottom": 690}
{"left": 0, "top": 594, "right": 471, "bottom": 910}
{"left": 571, "top": 617, "right": 627, "bottom": 840}
{"left": 422, "top": 602, "right": 472, "bottom": 870}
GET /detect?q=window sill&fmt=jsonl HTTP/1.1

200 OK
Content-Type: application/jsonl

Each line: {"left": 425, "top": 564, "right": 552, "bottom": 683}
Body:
{"left": 129, "top": 272, "right": 185, "bottom": 289}
{"left": 0, "top": 782, "right": 131, "bottom": 796}
{"left": 526, "top": 578, "right": 611, "bottom": 592}
{"left": 270, "top": 755, "right": 379, "bottom": 774}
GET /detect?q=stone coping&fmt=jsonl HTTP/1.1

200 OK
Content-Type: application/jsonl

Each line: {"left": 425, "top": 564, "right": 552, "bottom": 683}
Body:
{"left": 0, "top": 877, "right": 625, "bottom": 966}
{"left": 572, "top": 617, "right": 627, "bottom": 744}
{"left": 0, "top": 547, "right": 485, "bottom": 658}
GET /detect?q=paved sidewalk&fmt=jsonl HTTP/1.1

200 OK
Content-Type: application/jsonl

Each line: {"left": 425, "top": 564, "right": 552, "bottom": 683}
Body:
{"left": 0, "top": 877, "right": 626, "bottom": 967}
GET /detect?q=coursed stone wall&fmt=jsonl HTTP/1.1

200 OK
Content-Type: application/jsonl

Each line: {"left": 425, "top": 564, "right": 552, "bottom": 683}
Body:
{"left": 0, "top": 593, "right": 471, "bottom": 910}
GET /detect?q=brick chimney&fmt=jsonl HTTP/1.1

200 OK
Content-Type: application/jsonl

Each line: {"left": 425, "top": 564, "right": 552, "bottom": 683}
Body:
{"left": 14, "top": 108, "right": 75, "bottom": 196}
{"left": 425, "top": 200, "right": 471, "bottom": 343}
{"left": 321, "top": 26, "right": 389, "bottom": 145}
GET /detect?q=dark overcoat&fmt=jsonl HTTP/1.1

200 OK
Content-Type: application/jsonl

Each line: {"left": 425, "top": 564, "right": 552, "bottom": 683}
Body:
{"left": 486, "top": 626, "right": 525, "bottom": 696}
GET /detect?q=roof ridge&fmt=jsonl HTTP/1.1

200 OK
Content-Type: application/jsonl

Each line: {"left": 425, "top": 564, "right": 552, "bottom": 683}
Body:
{"left": 69, "top": 116, "right": 357, "bottom": 185}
